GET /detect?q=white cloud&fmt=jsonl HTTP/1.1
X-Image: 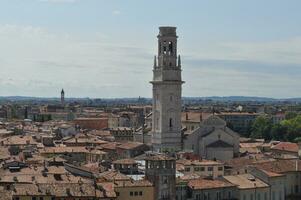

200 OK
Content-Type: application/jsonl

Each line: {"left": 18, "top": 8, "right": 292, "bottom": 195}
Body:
{"left": 1, "top": 24, "right": 301, "bottom": 98}
{"left": 112, "top": 10, "right": 121, "bottom": 15}
{"left": 185, "top": 37, "right": 301, "bottom": 65}
{"left": 0, "top": 24, "right": 152, "bottom": 98}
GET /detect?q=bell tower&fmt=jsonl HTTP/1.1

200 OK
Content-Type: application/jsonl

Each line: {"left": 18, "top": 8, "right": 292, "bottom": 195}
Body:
{"left": 61, "top": 89, "right": 65, "bottom": 106}
{"left": 151, "top": 26, "right": 184, "bottom": 152}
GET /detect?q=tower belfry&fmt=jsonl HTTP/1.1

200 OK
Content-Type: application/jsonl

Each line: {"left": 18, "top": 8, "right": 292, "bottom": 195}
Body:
{"left": 151, "top": 27, "right": 184, "bottom": 152}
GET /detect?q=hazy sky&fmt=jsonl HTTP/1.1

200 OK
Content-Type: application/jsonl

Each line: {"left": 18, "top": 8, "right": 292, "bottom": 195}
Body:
{"left": 1, "top": 0, "right": 301, "bottom": 98}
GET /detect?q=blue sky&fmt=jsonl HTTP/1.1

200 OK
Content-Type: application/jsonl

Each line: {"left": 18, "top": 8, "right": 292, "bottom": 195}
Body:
{"left": 1, "top": 0, "right": 301, "bottom": 98}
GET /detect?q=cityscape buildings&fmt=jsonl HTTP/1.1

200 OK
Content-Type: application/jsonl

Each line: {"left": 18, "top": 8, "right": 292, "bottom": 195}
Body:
{"left": 0, "top": 20, "right": 301, "bottom": 200}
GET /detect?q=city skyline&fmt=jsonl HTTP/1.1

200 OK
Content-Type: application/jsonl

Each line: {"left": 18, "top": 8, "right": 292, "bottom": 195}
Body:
{"left": 1, "top": 0, "right": 301, "bottom": 98}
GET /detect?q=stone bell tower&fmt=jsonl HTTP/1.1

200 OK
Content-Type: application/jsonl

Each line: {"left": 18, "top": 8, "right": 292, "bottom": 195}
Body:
{"left": 151, "top": 26, "right": 184, "bottom": 152}
{"left": 61, "top": 89, "right": 65, "bottom": 106}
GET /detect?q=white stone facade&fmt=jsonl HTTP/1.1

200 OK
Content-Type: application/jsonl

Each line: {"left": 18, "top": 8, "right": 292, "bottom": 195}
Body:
{"left": 183, "top": 115, "right": 240, "bottom": 161}
{"left": 151, "top": 27, "right": 184, "bottom": 152}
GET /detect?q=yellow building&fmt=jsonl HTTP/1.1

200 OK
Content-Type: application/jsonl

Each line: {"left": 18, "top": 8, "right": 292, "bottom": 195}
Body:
{"left": 178, "top": 159, "right": 224, "bottom": 178}
{"left": 115, "top": 180, "right": 154, "bottom": 200}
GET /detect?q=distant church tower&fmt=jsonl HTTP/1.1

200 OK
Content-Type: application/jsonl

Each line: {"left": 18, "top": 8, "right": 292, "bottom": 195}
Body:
{"left": 151, "top": 27, "right": 184, "bottom": 152}
{"left": 61, "top": 89, "right": 65, "bottom": 105}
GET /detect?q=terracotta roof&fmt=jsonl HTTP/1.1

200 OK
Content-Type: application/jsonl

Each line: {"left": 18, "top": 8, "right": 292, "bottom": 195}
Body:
{"left": 2, "top": 135, "right": 37, "bottom": 146}
{"left": 188, "top": 178, "right": 235, "bottom": 190}
{"left": 258, "top": 169, "right": 284, "bottom": 177}
{"left": 223, "top": 174, "right": 269, "bottom": 189}
{"left": 117, "top": 142, "right": 145, "bottom": 150}
{"left": 113, "top": 158, "right": 137, "bottom": 165}
{"left": 63, "top": 137, "right": 107, "bottom": 145}
{"left": 40, "top": 146, "right": 89, "bottom": 154}
{"left": 98, "top": 170, "right": 131, "bottom": 182}
{"left": 12, "top": 183, "right": 103, "bottom": 197}
{"left": 177, "top": 159, "right": 223, "bottom": 166}
{"left": 251, "top": 159, "right": 301, "bottom": 174}
{"left": 271, "top": 142, "right": 298, "bottom": 153}
{"left": 100, "top": 142, "right": 120, "bottom": 150}
{"left": 0, "top": 186, "right": 11, "bottom": 200}
{"left": 97, "top": 182, "right": 116, "bottom": 198}
{"left": 225, "top": 154, "right": 268, "bottom": 168}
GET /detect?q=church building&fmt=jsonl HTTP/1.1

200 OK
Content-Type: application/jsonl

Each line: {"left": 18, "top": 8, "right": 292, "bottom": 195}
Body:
{"left": 183, "top": 115, "right": 240, "bottom": 161}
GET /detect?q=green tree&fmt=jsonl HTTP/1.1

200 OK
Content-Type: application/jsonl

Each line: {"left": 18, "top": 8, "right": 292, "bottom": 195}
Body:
{"left": 250, "top": 116, "right": 272, "bottom": 140}
{"left": 280, "top": 115, "right": 301, "bottom": 141}
{"left": 270, "top": 123, "right": 287, "bottom": 141}
{"left": 285, "top": 112, "right": 298, "bottom": 120}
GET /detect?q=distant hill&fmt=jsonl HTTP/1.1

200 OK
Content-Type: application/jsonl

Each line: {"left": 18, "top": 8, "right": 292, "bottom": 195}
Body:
{"left": 1, "top": 96, "right": 301, "bottom": 103}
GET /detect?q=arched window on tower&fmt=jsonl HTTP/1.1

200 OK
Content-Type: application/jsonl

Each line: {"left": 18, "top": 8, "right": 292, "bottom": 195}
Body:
{"left": 168, "top": 41, "right": 173, "bottom": 55}
{"left": 169, "top": 118, "right": 173, "bottom": 129}
{"left": 163, "top": 41, "right": 167, "bottom": 54}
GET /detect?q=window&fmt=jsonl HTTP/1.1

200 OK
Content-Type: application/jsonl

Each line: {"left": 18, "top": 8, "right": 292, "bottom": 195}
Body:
{"left": 39, "top": 198, "right": 44, "bottom": 200}
{"left": 169, "top": 118, "right": 173, "bottom": 128}
{"left": 135, "top": 191, "right": 138, "bottom": 196}
{"left": 185, "top": 167, "right": 190, "bottom": 172}
{"left": 130, "top": 192, "right": 133, "bottom": 196}
{"left": 163, "top": 176, "right": 168, "bottom": 184}
{"left": 139, "top": 191, "right": 143, "bottom": 196}
{"left": 194, "top": 167, "right": 200, "bottom": 171}
{"left": 200, "top": 167, "right": 205, "bottom": 171}
{"left": 163, "top": 46, "right": 167, "bottom": 54}
{"left": 218, "top": 166, "right": 223, "bottom": 171}
{"left": 208, "top": 167, "right": 213, "bottom": 171}
{"left": 257, "top": 193, "right": 261, "bottom": 200}
{"left": 168, "top": 41, "right": 173, "bottom": 54}
{"left": 32, "top": 197, "right": 36, "bottom": 200}
{"left": 116, "top": 192, "right": 120, "bottom": 196}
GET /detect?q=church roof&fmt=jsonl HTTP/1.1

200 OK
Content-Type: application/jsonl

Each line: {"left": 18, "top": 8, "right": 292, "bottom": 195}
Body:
{"left": 201, "top": 115, "right": 226, "bottom": 127}
{"left": 206, "top": 140, "right": 233, "bottom": 148}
